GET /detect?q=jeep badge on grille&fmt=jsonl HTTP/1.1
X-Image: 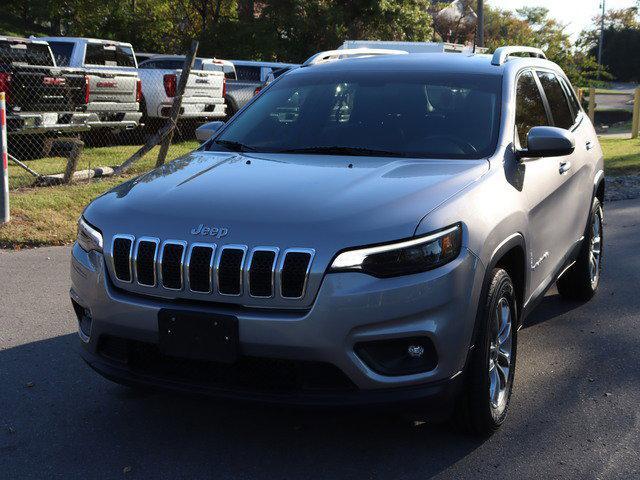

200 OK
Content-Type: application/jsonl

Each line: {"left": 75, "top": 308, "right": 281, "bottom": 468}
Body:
{"left": 190, "top": 224, "right": 229, "bottom": 238}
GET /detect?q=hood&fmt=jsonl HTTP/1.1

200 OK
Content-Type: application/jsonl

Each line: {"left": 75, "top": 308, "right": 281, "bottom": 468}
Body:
{"left": 85, "top": 151, "right": 487, "bottom": 254}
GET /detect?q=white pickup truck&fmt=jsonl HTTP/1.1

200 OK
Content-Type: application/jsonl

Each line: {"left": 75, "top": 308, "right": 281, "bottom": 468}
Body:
{"left": 137, "top": 55, "right": 226, "bottom": 126}
{"left": 37, "top": 36, "right": 143, "bottom": 131}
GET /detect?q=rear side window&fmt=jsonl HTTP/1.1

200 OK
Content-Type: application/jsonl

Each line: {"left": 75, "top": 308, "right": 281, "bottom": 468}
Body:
{"left": 235, "top": 66, "right": 261, "bottom": 82}
{"left": 0, "top": 41, "right": 54, "bottom": 66}
{"left": 48, "top": 41, "right": 74, "bottom": 66}
{"left": 536, "top": 71, "right": 575, "bottom": 129}
{"left": 515, "top": 71, "right": 549, "bottom": 148}
{"left": 155, "top": 59, "right": 184, "bottom": 69}
{"left": 561, "top": 78, "right": 582, "bottom": 119}
{"left": 85, "top": 44, "right": 136, "bottom": 67}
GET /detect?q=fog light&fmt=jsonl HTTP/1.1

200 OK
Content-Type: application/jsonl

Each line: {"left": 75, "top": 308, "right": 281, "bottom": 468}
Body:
{"left": 71, "top": 298, "right": 92, "bottom": 342}
{"left": 407, "top": 344, "right": 425, "bottom": 358}
{"left": 354, "top": 336, "right": 437, "bottom": 376}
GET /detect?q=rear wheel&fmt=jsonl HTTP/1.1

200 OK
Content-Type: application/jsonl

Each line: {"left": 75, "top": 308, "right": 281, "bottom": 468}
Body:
{"left": 557, "top": 197, "right": 603, "bottom": 301}
{"left": 454, "top": 268, "right": 517, "bottom": 436}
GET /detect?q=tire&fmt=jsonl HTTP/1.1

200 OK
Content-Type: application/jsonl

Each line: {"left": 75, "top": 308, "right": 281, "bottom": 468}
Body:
{"left": 557, "top": 197, "right": 603, "bottom": 301}
{"left": 225, "top": 96, "right": 238, "bottom": 122}
{"left": 453, "top": 268, "right": 518, "bottom": 436}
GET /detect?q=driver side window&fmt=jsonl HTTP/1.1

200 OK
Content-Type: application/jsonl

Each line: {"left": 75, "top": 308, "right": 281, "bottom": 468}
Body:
{"left": 515, "top": 71, "right": 550, "bottom": 148}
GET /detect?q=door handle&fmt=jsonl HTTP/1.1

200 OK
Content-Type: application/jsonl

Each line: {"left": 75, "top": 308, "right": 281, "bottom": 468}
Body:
{"left": 559, "top": 161, "right": 572, "bottom": 174}
{"left": 586, "top": 141, "right": 593, "bottom": 151}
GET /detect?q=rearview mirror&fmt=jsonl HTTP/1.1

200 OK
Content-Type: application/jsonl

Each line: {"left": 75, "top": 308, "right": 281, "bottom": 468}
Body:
{"left": 517, "top": 126, "right": 575, "bottom": 159}
{"left": 195, "top": 121, "right": 225, "bottom": 143}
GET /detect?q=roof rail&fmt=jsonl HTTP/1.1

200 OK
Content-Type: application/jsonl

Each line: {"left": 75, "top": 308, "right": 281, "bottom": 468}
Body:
{"left": 491, "top": 46, "right": 546, "bottom": 66}
{"left": 302, "top": 48, "right": 407, "bottom": 67}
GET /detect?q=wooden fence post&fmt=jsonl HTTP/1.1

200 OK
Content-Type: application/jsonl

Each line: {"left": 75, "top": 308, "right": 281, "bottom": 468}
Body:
{"left": 155, "top": 40, "right": 199, "bottom": 168}
{"left": 588, "top": 87, "right": 596, "bottom": 124}
{"left": 632, "top": 88, "right": 640, "bottom": 139}
{"left": 62, "top": 138, "right": 84, "bottom": 184}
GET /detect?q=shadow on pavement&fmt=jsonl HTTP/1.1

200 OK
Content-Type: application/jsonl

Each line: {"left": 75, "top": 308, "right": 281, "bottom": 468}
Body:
{"left": 0, "top": 333, "right": 484, "bottom": 479}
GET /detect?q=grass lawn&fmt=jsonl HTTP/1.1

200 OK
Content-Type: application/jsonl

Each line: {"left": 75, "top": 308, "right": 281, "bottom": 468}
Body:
{"left": 600, "top": 137, "right": 640, "bottom": 175}
{"left": 8, "top": 140, "right": 199, "bottom": 189}
{"left": 1, "top": 140, "right": 198, "bottom": 248}
{"left": 1, "top": 137, "right": 639, "bottom": 249}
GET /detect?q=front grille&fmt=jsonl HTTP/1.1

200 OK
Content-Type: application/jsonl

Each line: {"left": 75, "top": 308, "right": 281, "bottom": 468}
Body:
{"left": 282, "top": 252, "right": 312, "bottom": 298}
{"left": 98, "top": 336, "right": 356, "bottom": 394}
{"left": 112, "top": 237, "right": 133, "bottom": 282}
{"left": 135, "top": 239, "right": 158, "bottom": 286}
{"left": 109, "top": 236, "right": 314, "bottom": 302}
{"left": 188, "top": 245, "right": 215, "bottom": 293}
{"left": 161, "top": 243, "right": 185, "bottom": 289}
{"left": 217, "top": 248, "right": 245, "bottom": 295}
{"left": 249, "top": 250, "right": 277, "bottom": 297}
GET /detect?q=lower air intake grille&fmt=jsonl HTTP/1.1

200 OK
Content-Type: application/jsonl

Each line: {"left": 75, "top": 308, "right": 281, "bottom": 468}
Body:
{"left": 161, "top": 243, "right": 184, "bottom": 289}
{"left": 112, "top": 237, "right": 132, "bottom": 282}
{"left": 188, "top": 246, "right": 214, "bottom": 293}
{"left": 136, "top": 240, "right": 157, "bottom": 286}
{"left": 249, "top": 250, "right": 276, "bottom": 297}
{"left": 281, "top": 252, "right": 312, "bottom": 298}
{"left": 218, "top": 248, "right": 245, "bottom": 295}
{"left": 98, "top": 336, "right": 356, "bottom": 394}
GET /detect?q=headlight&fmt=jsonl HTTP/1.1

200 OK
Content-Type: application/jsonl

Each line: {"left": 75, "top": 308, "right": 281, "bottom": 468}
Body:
{"left": 330, "top": 224, "right": 462, "bottom": 278}
{"left": 77, "top": 217, "right": 103, "bottom": 253}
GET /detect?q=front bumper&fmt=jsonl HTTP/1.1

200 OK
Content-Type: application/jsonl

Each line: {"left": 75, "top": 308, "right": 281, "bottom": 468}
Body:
{"left": 71, "top": 242, "right": 484, "bottom": 404}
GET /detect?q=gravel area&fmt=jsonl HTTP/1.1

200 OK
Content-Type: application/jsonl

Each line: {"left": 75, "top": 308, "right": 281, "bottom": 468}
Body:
{"left": 605, "top": 175, "right": 640, "bottom": 201}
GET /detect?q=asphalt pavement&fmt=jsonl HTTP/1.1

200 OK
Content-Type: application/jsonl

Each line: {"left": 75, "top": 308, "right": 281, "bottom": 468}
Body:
{"left": 1, "top": 199, "right": 639, "bottom": 479}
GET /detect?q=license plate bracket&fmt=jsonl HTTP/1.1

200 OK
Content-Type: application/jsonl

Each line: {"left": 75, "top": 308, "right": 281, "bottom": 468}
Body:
{"left": 158, "top": 310, "right": 238, "bottom": 363}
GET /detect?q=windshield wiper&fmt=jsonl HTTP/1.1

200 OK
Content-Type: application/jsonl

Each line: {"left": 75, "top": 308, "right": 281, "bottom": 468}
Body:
{"left": 276, "top": 146, "right": 406, "bottom": 157}
{"left": 212, "top": 139, "right": 256, "bottom": 152}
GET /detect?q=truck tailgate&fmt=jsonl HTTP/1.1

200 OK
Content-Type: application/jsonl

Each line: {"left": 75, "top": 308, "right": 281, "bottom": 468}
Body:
{"left": 182, "top": 70, "right": 224, "bottom": 103}
{"left": 86, "top": 69, "right": 139, "bottom": 105}
{"left": 10, "top": 66, "right": 86, "bottom": 113}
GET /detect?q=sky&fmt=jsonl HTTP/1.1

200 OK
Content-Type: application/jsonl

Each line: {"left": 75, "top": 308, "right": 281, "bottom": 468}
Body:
{"left": 489, "top": 0, "right": 637, "bottom": 41}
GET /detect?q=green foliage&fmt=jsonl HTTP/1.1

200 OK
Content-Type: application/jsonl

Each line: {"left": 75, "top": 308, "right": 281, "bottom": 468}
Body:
{"left": 5, "top": 0, "right": 433, "bottom": 61}
{"left": 484, "top": 6, "right": 606, "bottom": 87}
{"left": 578, "top": 7, "right": 640, "bottom": 82}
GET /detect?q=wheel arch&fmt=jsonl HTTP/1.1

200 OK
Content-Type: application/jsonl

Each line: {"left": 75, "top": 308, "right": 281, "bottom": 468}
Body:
{"left": 594, "top": 169, "right": 605, "bottom": 206}
{"left": 486, "top": 234, "right": 527, "bottom": 326}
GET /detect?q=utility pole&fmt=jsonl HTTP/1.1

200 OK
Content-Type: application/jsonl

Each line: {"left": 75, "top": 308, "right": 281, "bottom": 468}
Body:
{"left": 476, "top": 0, "right": 484, "bottom": 47}
{"left": 598, "top": 0, "right": 606, "bottom": 78}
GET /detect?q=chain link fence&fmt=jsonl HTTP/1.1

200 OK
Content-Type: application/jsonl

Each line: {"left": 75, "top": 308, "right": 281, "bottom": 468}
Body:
{"left": 2, "top": 37, "right": 258, "bottom": 193}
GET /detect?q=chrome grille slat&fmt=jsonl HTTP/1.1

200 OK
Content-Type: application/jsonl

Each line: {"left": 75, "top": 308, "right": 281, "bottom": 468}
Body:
{"left": 280, "top": 249, "right": 315, "bottom": 298}
{"left": 247, "top": 247, "right": 279, "bottom": 298}
{"left": 134, "top": 238, "right": 159, "bottom": 287}
{"left": 109, "top": 236, "right": 314, "bottom": 302}
{"left": 159, "top": 240, "right": 187, "bottom": 290}
{"left": 216, "top": 245, "right": 247, "bottom": 296}
{"left": 112, "top": 235, "right": 134, "bottom": 283}
{"left": 187, "top": 243, "right": 216, "bottom": 293}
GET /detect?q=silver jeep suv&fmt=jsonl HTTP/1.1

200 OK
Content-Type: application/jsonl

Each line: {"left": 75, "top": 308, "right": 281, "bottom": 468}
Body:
{"left": 71, "top": 47, "right": 605, "bottom": 435}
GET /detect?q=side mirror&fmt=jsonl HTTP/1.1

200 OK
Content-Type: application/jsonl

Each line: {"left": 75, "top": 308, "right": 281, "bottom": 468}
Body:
{"left": 517, "top": 126, "right": 575, "bottom": 159}
{"left": 195, "top": 121, "right": 225, "bottom": 143}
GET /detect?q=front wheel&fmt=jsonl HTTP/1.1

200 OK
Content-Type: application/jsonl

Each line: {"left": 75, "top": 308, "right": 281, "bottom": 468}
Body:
{"left": 454, "top": 268, "right": 517, "bottom": 436}
{"left": 557, "top": 197, "right": 603, "bottom": 301}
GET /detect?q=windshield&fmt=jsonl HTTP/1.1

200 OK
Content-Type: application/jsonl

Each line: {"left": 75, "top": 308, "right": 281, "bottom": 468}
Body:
{"left": 208, "top": 69, "right": 502, "bottom": 159}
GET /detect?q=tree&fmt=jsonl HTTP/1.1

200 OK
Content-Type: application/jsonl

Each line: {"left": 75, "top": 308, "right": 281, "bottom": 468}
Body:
{"left": 578, "top": 7, "right": 640, "bottom": 82}
{"left": 483, "top": 6, "right": 603, "bottom": 86}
